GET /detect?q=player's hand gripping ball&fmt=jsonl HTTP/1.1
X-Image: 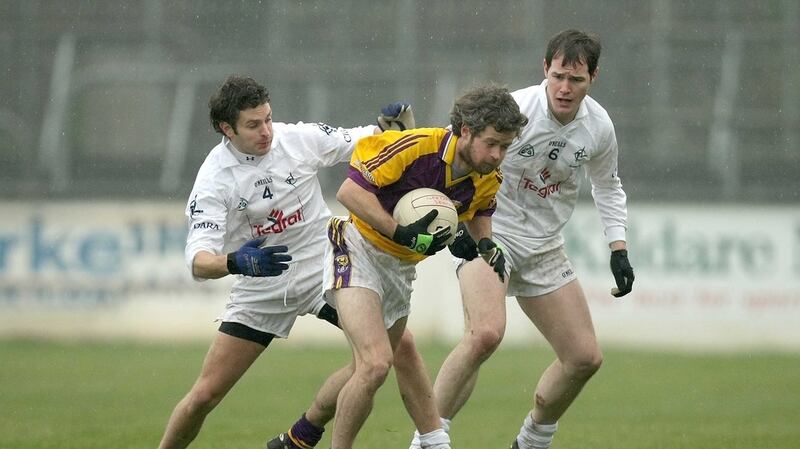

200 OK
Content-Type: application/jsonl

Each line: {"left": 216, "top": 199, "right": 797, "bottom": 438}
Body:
{"left": 448, "top": 222, "right": 479, "bottom": 260}
{"left": 392, "top": 188, "right": 457, "bottom": 255}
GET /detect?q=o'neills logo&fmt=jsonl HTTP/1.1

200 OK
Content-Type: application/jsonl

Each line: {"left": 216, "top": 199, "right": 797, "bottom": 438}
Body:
{"left": 253, "top": 208, "right": 304, "bottom": 235}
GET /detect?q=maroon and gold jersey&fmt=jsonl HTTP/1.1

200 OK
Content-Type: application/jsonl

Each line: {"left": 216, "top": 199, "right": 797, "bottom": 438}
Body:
{"left": 348, "top": 127, "right": 502, "bottom": 262}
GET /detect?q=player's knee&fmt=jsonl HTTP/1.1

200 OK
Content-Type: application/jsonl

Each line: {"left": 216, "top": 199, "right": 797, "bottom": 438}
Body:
{"left": 466, "top": 325, "right": 504, "bottom": 360}
{"left": 358, "top": 356, "right": 393, "bottom": 389}
{"left": 565, "top": 349, "right": 603, "bottom": 380}
{"left": 184, "top": 385, "right": 225, "bottom": 415}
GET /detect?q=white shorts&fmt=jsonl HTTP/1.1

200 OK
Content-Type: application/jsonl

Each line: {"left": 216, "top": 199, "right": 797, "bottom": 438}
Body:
{"left": 322, "top": 217, "right": 415, "bottom": 328}
{"left": 221, "top": 258, "right": 326, "bottom": 338}
{"left": 492, "top": 234, "right": 577, "bottom": 298}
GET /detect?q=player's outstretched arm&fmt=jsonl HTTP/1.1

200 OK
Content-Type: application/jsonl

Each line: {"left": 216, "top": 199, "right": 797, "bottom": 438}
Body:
{"left": 191, "top": 239, "right": 292, "bottom": 279}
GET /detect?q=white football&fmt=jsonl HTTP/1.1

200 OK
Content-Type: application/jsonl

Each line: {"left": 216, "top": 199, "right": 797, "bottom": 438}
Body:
{"left": 392, "top": 188, "right": 458, "bottom": 245}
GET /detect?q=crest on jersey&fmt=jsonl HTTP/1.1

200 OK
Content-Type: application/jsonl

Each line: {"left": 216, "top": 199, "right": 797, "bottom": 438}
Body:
{"left": 573, "top": 146, "right": 587, "bottom": 163}
{"left": 517, "top": 144, "right": 534, "bottom": 157}
{"left": 236, "top": 197, "right": 249, "bottom": 211}
{"left": 335, "top": 254, "right": 350, "bottom": 274}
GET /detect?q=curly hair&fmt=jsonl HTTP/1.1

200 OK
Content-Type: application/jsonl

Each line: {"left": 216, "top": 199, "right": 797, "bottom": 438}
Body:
{"left": 450, "top": 84, "right": 528, "bottom": 138}
{"left": 208, "top": 75, "right": 270, "bottom": 134}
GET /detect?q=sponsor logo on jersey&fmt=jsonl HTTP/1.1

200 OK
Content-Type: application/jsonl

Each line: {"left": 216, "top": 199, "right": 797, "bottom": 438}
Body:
{"left": 189, "top": 196, "right": 203, "bottom": 216}
{"left": 317, "top": 123, "right": 335, "bottom": 135}
{"left": 193, "top": 222, "right": 220, "bottom": 230}
{"left": 316, "top": 122, "right": 352, "bottom": 142}
{"left": 522, "top": 177, "right": 562, "bottom": 199}
{"left": 517, "top": 144, "right": 534, "bottom": 157}
{"left": 538, "top": 168, "right": 551, "bottom": 184}
{"left": 237, "top": 198, "right": 249, "bottom": 211}
{"left": 285, "top": 172, "right": 297, "bottom": 186}
{"left": 548, "top": 139, "right": 566, "bottom": 148}
{"left": 561, "top": 268, "right": 574, "bottom": 278}
{"left": 253, "top": 208, "right": 304, "bottom": 236}
{"left": 355, "top": 160, "right": 377, "bottom": 185}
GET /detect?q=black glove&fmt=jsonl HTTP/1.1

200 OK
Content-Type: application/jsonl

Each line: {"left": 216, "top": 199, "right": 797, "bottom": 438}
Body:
{"left": 392, "top": 209, "right": 452, "bottom": 255}
{"left": 227, "top": 238, "right": 292, "bottom": 277}
{"left": 609, "top": 249, "right": 634, "bottom": 297}
{"left": 477, "top": 238, "right": 506, "bottom": 282}
{"left": 377, "top": 102, "right": 415, "bottom": 131}
{"left": 448, "top": 223, "right": 478, "bottom": 260}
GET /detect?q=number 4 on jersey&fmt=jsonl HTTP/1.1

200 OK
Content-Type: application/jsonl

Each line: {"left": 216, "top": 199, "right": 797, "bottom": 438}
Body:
{"left": 263, "top": 186, "right": 274, "bottom": 199}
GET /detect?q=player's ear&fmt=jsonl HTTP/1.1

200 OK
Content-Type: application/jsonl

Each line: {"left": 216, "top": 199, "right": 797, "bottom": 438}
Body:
{"left": 590, "top": 66, "right": 600, "bottom": 83}
{"left": 542, "top": 58, "right": 549, "bottom": 77}
{"left": 460, "top": 124, "right": 471, "bottom": 139}
{"left": 220, "top": 121, "right": 235, "bottom": 138}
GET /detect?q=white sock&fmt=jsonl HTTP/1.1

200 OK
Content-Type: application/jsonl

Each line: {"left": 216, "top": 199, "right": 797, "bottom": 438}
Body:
{"left": 440, "top": 417, "right": 452, "bottom": 433}
{"left": 410, "top": 418, "right": 451, "bottom": 449}
{"left": 516, "top": 413, "right": 558, "bottom": 449}
{"left": 418, "top": 428, "right": 451, "bottom": 449}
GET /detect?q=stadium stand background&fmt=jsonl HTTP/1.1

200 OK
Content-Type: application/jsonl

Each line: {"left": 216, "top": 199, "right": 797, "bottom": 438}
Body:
{"left": 2, "top": 0, "right": 797, "bottom": 203}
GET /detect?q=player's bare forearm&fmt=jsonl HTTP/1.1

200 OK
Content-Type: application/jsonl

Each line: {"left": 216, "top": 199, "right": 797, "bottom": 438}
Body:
{"left": 192, "top": 250, "right": 230, "bottom": 279}
{"left": 337, "top": 178, "right": 397, "bottom": 238}
{"left": 465, "top": 215, "right": 492, "bottom": 241}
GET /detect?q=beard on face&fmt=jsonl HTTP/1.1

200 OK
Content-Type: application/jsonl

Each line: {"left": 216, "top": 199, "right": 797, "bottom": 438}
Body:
{"left": 458, "top": 136, "right": 497, "bottom": 175}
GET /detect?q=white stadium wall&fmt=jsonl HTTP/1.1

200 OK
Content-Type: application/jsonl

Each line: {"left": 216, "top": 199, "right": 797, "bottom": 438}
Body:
{"left": 0, "top": 201, "right": 798, "bottom": 352}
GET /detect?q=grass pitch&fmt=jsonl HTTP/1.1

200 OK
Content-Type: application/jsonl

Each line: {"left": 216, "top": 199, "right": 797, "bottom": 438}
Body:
{"left": 1, "top": 340, "right": 798, "bottom": 449}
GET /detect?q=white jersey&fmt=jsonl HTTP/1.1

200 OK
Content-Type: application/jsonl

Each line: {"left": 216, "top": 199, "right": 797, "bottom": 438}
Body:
{"left": 185, "top": 121, "right": 376, "bottom": 296}
{"left": 492, "top": 80, "right": 628, "bottom": 253}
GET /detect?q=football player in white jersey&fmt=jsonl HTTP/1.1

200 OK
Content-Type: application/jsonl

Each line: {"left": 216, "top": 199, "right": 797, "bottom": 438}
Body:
{"left": 408, "top": 29, "right": 635, "bottom": 449}
{"left": 157, "top": 75, "right": 426, "bottom": 449}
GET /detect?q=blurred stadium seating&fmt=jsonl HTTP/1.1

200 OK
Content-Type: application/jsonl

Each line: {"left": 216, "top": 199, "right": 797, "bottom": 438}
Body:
{"left": 1, "top": 0, "right": 797, "bottom": 202}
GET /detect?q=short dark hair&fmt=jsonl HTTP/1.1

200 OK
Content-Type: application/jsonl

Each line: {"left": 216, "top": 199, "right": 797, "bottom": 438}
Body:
{"left": 208, "top": 75, "right": 270, "bottom": 134}
{"left": 450, "top": 84, "right": 528, "bottom": 138}
{"left": 545, "top": 29, "right": 601, "bottom": 78}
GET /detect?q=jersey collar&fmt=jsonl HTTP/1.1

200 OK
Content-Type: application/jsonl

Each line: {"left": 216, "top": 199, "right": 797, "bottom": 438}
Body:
{"left": 439, "top": 130, "right": 458, "bottom": 166}
{"left": 439, "top": 130, "right": 473, "bottom": 185}
{"left": 222, "top": 137, "right": 265, "bottom": 167}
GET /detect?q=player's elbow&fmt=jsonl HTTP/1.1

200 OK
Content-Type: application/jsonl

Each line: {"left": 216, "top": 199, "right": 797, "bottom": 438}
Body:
{"left": 335, "top": 179, "right": 354, "bottom": 205}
